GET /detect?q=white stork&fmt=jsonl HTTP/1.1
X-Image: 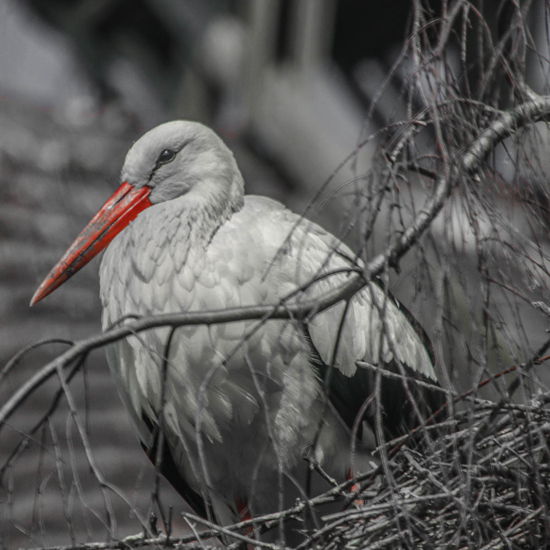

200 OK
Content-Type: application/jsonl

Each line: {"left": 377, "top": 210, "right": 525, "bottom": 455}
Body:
{"left": 31, "top": 121, "right": 442, "bottom": 530}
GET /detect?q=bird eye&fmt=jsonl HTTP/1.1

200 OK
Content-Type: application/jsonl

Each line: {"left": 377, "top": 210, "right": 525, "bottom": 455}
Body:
{"left": 156, "top": 149, "right": 176, "bottom": 165}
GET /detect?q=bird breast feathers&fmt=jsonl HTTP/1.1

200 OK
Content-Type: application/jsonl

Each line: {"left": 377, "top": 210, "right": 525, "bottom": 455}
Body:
{"left": 99, "top": 194, "right": 435, "bottom": 444}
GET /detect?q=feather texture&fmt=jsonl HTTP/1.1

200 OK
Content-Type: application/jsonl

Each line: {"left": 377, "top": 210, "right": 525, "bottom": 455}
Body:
{"left": 100, "top": 194, "right": 436, "bottom": 516}
{"left": 94, "top": 121, "right": 440, "bottom": 522}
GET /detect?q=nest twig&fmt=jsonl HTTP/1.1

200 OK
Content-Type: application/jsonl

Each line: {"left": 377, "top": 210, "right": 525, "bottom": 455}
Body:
{"left": 297, "top": 395, "right": 550, "bottom": 549}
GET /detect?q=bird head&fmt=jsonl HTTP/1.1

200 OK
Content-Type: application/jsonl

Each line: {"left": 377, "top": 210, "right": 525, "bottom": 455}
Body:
{"left": 123, "top": 121, "right": 244, "bottom": 210}
{"left": 30, "top": 121, "right": 244, "bottom": 305}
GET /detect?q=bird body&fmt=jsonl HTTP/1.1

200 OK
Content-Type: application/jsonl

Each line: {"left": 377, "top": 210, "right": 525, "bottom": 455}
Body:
{"left": 32, "top": 121, "right": 441, "bottom": 527}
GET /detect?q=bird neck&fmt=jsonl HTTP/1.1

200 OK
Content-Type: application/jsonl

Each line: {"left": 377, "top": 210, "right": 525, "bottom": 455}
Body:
{"left": 180, "top": 172, "right": 244, "bottom": 242}
{"left": 184, "top": 201, "right": 233, "bottom": 248}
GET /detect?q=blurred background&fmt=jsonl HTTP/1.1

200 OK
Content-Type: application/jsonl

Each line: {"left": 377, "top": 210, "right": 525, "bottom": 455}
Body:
{"left": 2, "top": 0, "right": 550, "bottom": 548}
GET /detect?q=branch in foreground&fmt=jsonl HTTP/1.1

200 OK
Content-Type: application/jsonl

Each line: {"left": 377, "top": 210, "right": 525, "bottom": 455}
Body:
{"left": 4, "top": 95, "right": 550, "bottom": 434}
{"left": 23, "top": 391, "right": 550, "bottom": 550}
{"left": 25, "top": 471, "right": 369, "bottom": 550}
{"left": 0, "top": 270, "right": 363, "bottom": 429}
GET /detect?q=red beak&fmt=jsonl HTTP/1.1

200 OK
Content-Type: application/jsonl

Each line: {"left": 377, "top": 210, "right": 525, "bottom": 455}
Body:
{"left": 30, "top": 181, "right": 152, "bottom": 306}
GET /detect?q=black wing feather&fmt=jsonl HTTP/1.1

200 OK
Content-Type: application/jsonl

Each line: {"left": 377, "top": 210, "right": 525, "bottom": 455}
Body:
{"left": 301, "top": 307, "right": 444, "bottom": 442}
{"left": 141, "top": 413, "right": 213, "bottom": 519}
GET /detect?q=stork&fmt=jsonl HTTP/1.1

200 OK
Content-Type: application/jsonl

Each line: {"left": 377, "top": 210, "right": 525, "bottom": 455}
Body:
{"left": 31, "top": 121, "right": 442, "bottom": 532}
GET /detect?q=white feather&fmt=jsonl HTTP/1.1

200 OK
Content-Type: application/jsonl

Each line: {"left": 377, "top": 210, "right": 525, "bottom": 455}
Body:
{"left": 98, "top": 121, "right": 437, "bottom": 522}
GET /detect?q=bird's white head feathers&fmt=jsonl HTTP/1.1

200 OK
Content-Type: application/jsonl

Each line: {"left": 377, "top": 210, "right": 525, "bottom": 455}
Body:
{"left": 121, "top": 121, "right": 245, "bottom": 217}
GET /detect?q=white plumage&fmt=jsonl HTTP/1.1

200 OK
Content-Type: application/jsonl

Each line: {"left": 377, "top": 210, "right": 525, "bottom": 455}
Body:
{"left": 33, "top": 121, "right": 440, "bottom": 528}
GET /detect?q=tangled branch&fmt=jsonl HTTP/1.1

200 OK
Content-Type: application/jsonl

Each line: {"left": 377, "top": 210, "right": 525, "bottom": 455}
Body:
{"left": 3, "top": 95, "right": 550, "bottom": 435}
